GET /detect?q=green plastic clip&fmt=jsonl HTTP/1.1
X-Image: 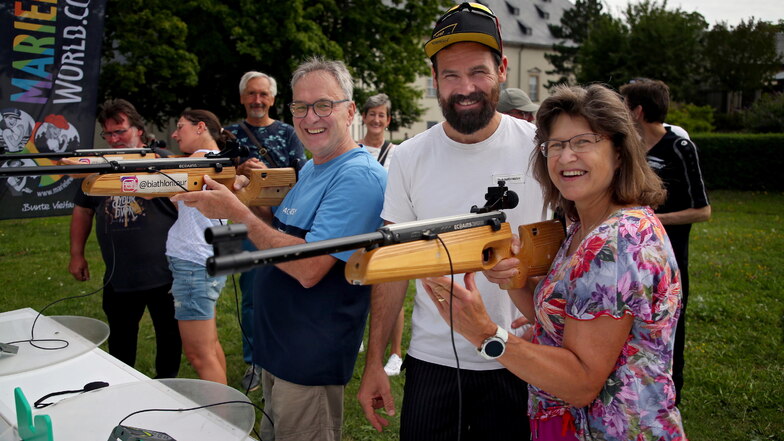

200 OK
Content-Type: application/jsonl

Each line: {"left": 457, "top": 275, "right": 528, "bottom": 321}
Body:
{"left": 14, "top": 388, "right": 53, "bottom": 441}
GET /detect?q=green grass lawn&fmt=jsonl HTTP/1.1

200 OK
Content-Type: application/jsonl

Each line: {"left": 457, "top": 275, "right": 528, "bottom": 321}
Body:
{"left": 1, "top": 190, "right": 782, "bottom": 440}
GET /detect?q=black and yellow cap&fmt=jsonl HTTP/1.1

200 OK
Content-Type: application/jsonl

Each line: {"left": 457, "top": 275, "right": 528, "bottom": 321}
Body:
{"left": 424, "top": 2, "right": 503, "bottom": 59}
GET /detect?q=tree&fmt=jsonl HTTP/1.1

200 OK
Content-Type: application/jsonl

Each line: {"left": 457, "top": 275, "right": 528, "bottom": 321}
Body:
{"left": 622, "top": 1, "right": 708, "bottom": 102}
{"left": 573, "top": 14, "right": 629, "bottom": 86}
{"left": 99, "top": 0, "right": 452, "bottom": 129}
{"left": 544, "top": 0, "right": 606, "bottom": 88}
{"left": 741, "top": 92, "right": 784, "bottom": 133}
{"left": 575, "top": 0, "right": 708, "bottom": 102}
{"left": 704, "top": 19, "right": 784, "bottom": 100}
{"left": 100, "top": 0, "right": 200, "bottom": 126}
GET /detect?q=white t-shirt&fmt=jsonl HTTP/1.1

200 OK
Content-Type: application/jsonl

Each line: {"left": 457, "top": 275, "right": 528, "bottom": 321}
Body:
{"left": 363, "top": 142, "right": 396, "bottom": 170}
{"left": 664, "top": 123, "right": 690, "bottom": 140}
{"left": 382, "top": 114, "right": 548, "bottom": 370}
{"left": 165, "top": 149, "right": 226, "bottom": 265}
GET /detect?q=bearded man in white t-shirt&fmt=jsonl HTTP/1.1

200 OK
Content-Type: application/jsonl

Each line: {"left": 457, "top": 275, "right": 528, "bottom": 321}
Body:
{"left": 357, "top": 3, "right": 549, "bottom": 440}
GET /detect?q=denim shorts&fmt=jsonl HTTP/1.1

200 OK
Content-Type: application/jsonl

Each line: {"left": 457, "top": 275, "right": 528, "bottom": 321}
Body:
{"left": 168, "top": 256, "right": 227, "bottom": 320}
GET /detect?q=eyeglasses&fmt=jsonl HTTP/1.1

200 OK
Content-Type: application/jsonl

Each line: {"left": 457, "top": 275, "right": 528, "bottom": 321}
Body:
{"left": 289, "top": 99, "right": 349, "bottom": 118}
{"left": 539, "top": 133, "right": 605, "bottom": 158}
{"left": 100, "top": 128, "right": 130, "bottom": 139}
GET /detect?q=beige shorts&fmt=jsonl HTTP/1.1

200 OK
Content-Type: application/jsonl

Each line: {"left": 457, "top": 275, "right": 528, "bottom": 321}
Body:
{"left": 260, "top": 369, "right": 344, "bottom": 441}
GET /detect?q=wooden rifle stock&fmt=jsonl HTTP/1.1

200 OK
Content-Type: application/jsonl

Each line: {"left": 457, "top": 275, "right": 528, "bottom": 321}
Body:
{"left": 206, "top": 213, "right": 565, "bottom": 288}
{"left": 0, "top": 157, "right": 296, "bottom": 207}
{"left": 81, "top": 164, "right": 295, "bottom": 206}
{"left": 345, "top": 220, "right": 564, "bottom": 288}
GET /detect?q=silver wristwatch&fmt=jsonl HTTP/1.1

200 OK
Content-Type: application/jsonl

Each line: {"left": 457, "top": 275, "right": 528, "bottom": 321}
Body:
{"left": 478, "top": 325, "right": 508, "bottom": 360}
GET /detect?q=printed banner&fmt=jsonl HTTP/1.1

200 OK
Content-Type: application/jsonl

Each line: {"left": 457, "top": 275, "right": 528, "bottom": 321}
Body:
{"left": 0, "top": 0, "right": 107, "bottom": 219}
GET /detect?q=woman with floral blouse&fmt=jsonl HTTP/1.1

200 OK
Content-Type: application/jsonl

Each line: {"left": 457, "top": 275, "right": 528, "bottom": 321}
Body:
{"left": 422, "top": 84, "right": 686, "bottom": 441}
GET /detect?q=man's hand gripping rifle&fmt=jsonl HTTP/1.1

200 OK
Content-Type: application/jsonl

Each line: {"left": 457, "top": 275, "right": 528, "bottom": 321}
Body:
{"left": 0, "top": 142, "right": 296, "bottom": 206}
{"left": 206, "top": 182, "right": 565, "bottom": 288}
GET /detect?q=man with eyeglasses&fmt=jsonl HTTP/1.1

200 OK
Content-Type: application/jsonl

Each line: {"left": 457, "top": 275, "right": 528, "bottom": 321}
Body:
{"left": 620, "top": 79, "right": 711, "bottom": 405}
{"left": 68, "top": 98, "right": 182, "bottom": 379}
{"left": 357, "top": 3, "right": 547, "bottom": 440}
{"left": 224, "top": 71, "right": 307, "bottom": 393}
{"left": 171, "top": 58, "right": 386, "bottom": 441}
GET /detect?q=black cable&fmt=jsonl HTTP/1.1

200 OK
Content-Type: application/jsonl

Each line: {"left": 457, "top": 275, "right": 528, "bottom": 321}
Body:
{"left": 117, "top": 399, "right": 271, "bottom": 440}
{"left": 4, "top": 215, "right": 117, "bottom": 351}
{"left": 34, "top": 381, "right": 110, "bottom": 408}
{"left": 154, "top": 169, "right": 191, "bottom": 193}
{"left": 434, "top": 235, "right": 461, "bottom": 441}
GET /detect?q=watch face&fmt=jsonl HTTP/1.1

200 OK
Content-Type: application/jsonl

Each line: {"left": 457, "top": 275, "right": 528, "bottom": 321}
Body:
{"left": 485, "top": 339, "right": 504, "bottom": 358}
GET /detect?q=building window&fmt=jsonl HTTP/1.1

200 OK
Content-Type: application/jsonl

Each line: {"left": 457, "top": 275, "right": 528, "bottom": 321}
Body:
{"left": 535, "top": 5, "right": 549, "bottom": 19}
{"left": 517, "top": 21, "right": 532, "bottom": 35}
{"left": 528, "top": 75, "right": 539, "bottom": 102}
{"left": 426, "top": 78, "right": 437, "bottom": 98}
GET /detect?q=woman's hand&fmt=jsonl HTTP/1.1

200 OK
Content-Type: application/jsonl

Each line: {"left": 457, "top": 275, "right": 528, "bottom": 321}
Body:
{"left": 483, "top": 234, "right": 521, "bottom": 286}
{"left": 422, "top": 273, "right": 498, "bottom": 347}
{"left": 511, "top": 316, "right": 535, "bottom": 341}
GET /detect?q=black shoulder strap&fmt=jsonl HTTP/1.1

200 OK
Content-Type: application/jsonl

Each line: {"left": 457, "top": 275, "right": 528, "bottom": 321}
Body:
{"left": 377, "top": 140, "right": 392, "bottom": 166}
{"left": 240, "top": 122, "right": 281, "bottom": 168}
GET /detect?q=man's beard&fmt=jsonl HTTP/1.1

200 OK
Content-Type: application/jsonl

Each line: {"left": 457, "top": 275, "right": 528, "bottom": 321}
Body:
{"left": 438, "top": 85, "right": 499, "bottom": 135}
{"left": 250, "top": 105, "right": 267, "bottom": 119}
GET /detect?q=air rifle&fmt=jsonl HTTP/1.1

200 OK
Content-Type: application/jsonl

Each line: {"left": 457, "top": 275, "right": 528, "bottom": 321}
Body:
{"left": 0, "top": 148, "right": 158, "bottom": 163}
{"left": 205, "top": 183, "right": 565, "bottom": 288}
{"left": 0, "top": 154, "right": 296, "bottom": 207}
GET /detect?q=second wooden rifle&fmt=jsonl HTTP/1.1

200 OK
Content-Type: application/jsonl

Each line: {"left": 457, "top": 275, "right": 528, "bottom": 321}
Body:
{"left": 0, "top": 148, "right": 296, "bottom": 206}
{"left": 205, "top": 183, "right": 566, "bottom": 288}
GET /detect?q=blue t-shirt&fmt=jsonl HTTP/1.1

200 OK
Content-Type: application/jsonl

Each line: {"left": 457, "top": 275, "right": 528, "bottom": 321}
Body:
{"left": 224, "top": 120, "right": 306, "bottom": 170}
{"left": 253, "top": 147, "right": 387, "bottom": 385}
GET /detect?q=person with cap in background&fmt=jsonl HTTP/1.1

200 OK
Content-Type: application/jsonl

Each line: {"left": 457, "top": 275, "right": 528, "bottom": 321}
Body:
{"left": 498, "top": 88, "right": 539, "bottom": 123}
{"left": 357, "top": 3, "right": 548, "bottom": 439}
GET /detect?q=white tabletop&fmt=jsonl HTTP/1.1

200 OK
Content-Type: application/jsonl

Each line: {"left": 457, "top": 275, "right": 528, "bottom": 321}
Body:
{"left": 0, "top": 309, "right": 256, "bottom": 441}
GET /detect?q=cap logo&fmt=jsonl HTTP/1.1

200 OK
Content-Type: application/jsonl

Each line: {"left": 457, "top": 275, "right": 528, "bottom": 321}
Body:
{"left": 433, "top": 23, "right": 459, "bottom": 38}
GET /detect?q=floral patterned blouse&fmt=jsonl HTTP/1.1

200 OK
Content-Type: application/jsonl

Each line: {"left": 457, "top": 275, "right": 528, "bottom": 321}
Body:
{"left": 529, "top": 207, "right": 687, "bottom": 441}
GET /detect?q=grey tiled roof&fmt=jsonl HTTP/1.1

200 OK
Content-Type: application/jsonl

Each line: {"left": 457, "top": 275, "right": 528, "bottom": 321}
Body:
{"left": 471, "top": 0, "right": 574, "bottom": 48}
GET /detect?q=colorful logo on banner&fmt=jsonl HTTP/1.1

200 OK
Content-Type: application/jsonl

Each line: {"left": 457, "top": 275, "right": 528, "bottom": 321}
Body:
{"left": 0, "top": 0, "right": 107, "bottom": 219}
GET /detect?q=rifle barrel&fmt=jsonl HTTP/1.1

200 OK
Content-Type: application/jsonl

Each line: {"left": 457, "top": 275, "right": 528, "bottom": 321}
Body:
{"left": 0, "top": 157, "right": 236, "bottom": 178}
{"left": 207, "top": 231, "right": 386, "bottom": 276}
{"left": 0, "top": 148, "right": 155, "bottom": 161}
{"left": 205, "top": 211, "right": 507, "bottom": 276}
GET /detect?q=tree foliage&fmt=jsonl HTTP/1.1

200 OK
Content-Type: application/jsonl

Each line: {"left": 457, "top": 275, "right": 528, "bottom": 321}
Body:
{"left": 621, "top": 1, "right": 707, "bottom": 102}
{"left": 574, "top": 14, "right": 629, "bottom": 86}
{"left": 544, "top": 0, "right": 605, "bottom": 88}
{"left": 547, "top": 0, "right": 782, "bottom": 109}
{"left": 704, "top": 19, "right": 784, "bottom": 93}
{"left": 740, "top": 93, "right": 784, "bottom": 133}
{"left": 667, "top": 102, "right": 715, "bottom": 134}
{"left": 575, "top": 1, "right": 708, "bottom": 102}
{"left": 99, "top": 0, "right": 452, "bottom": 129}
